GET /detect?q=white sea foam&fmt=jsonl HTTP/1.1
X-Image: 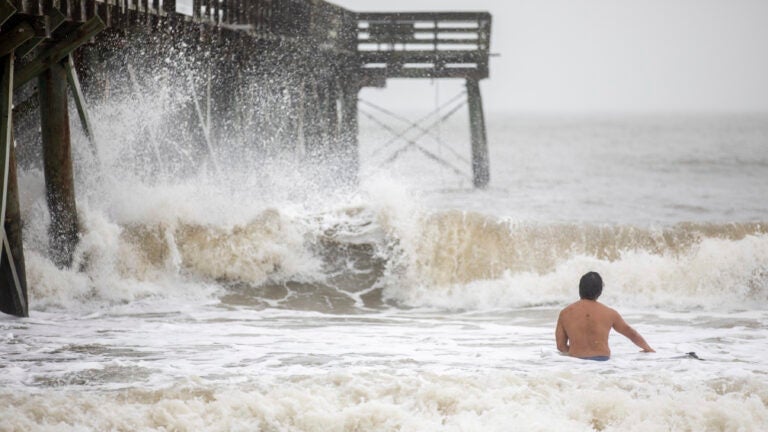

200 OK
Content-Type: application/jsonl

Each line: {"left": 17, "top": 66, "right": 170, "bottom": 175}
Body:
{"left": 1, "top": 370, "right": 766, "bottom": 432}
{"left": 6, "top": 70, "right": 768, "bottom": 432}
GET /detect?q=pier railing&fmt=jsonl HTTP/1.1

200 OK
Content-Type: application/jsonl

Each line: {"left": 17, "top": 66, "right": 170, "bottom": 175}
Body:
{"left": 7, "top": 0, "right": 175, "bottom": 24}
{"left": 189, "top": 0, "right": 312, "bottom": 37}
{"left": 356, "top": 12, "right": 492, "bottom": 83}
{"left": 5, "top": 1, "right": 353, "bottom": 44}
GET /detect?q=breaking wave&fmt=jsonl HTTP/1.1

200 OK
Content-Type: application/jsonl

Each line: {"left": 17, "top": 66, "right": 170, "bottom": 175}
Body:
{"left": 21, "top": 180, "right": 768, "bottom": 312}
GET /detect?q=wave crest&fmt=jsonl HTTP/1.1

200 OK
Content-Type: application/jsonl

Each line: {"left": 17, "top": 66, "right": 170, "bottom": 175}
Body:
{"left": 25, "top": 203, "right": 768, "bottom": 311}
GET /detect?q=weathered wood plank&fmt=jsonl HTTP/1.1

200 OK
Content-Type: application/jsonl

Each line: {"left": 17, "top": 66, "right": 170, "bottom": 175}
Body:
{"left": 13, "top": 15, "right": 106, "bottom": 89}
{"left": 0, "top": 54, "right": 13, "bottom": 250}
{"left": 15, "top": 8, "right": 65, "bottom": 57}
{"left": 18, "top": 0, "right": 36, "bottom": 14}
{"left": 192, "top": 0, "right": 200, "bottom": 20}
{"left": 358, "top": 12, "right": 491, "bottom": 22}
{"left": 2, "top": 137, "right": 29, "bottom": 318}
{"left": 161, "top": 0, "right": 175, "bottom": 16}
{"left": 84, "top": 0, "right": 96, "bottom": 20}
{"left": 0, "top": 52, "right": 28, "bottom": 317}
{"left": 0, "top": 0, "right": 16, "bottom": 27}
{"left": 38, "top": 58, "right": 80, "bottom": 268}
{"left": 0, "top": 21, "right": 35, "bottom": 57}
{"left": 466, "top": 77, "right": 488, "bottom": 188}
{"left": 64, "top": 54, "right": 97, "bottom": 154}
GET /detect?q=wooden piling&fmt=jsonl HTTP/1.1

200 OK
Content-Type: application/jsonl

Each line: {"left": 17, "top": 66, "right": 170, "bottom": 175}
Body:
{"left": 0, "top": 53, "right": 28, "bottom": 317}
{"left": 293, "top": 77, "right": 308, "bottom": 158}
{"left": 38, "top": 59, "right": 80, "bottom": 269}
{"left": 339, "top": 81, "right": 359, "bottom": 184}
{"left": 466, "top": 77, "right": 490, "bottom": 188}
{"left": 1, "top": 132, "right": 29, "bottom": 317}
{"left": 324, "top": 79, "right": 339, "bottom": 152}
{"left": 302, "top": 79, "right": 322, "bottom": 159}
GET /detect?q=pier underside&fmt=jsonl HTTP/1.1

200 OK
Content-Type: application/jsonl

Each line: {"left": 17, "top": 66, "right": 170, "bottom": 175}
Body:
{"left": 0, "top": 1, "right": 492, "bottom": 317}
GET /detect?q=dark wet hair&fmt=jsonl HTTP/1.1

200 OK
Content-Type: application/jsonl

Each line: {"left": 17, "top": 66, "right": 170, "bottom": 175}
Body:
{"left": 579, "top": 272, "right": 603, "bottom": 300}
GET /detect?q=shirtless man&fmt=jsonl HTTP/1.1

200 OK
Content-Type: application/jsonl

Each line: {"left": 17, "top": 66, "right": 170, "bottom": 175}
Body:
{"left": 555, "top": 271, "right": 654, "bottom": 361}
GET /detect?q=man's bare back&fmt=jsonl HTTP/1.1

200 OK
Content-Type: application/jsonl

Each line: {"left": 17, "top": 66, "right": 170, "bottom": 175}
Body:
{"left": 556, "top": 272, "right": 654, "bottom": 359}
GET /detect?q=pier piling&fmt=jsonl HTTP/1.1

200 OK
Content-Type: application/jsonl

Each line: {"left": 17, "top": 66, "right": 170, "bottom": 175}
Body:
{"left": 39, "top": 59, "right": 79, "bottom": 268}
{"left": 467, "top": 77, "right": 490, "bottom": 188}
{"left": 339, "top": 82, "right": 360, "bottom": 183}
{"left": 2, "top": 130, "right": 28, "bottom": 317}
{"left": 0, "top": 50, "right": 27, "bottom": 317}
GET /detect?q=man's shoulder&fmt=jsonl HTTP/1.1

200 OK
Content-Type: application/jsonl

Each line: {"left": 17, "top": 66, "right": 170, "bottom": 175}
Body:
{"left": 558, "top": 301, "right": 584, "bottom": 319}
{"left": 596, "top": 302, "right": 619, "bottom": 315}
{"left": 593, "top": 302, "right": 622, "bottom": 322}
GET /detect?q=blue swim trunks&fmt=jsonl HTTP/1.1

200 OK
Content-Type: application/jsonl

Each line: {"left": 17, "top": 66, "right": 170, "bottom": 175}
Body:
{"left": 580, "top": 356, "right": 610, "bottom": 361}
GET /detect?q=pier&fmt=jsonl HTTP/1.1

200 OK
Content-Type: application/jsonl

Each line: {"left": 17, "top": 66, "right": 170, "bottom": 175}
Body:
{"left": 0, "top": 0, "right": 492, "bottom": 317}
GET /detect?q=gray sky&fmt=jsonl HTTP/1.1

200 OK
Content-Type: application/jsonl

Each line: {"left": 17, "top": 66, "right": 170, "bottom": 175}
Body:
{"left": 334, "top": 0, "right": 768, "bottom": 114}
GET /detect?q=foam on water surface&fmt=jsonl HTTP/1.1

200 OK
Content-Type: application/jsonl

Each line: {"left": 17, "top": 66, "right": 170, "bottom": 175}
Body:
{"left": 2, "top": 306, "right": 767, "bottom": 431}
{"left": 4, "top": 66, "right": 768, "bottom": 431}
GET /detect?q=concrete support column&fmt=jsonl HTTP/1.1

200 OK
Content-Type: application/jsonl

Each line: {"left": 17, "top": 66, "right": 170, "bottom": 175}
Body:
{"left": 466, "top": 77, "right": 490, "bottom": 188}
{"left": 39, "top": 59, "right": 79, "bottom": 268}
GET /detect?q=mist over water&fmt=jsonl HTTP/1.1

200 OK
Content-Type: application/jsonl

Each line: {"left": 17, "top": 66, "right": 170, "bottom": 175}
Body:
{"left": 3, "top": 38, "right": 768, "bottom": 431}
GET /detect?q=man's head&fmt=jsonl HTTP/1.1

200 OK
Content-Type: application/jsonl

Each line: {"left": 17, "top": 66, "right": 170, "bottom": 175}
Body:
{"left": 579, "top": 271, "right": 603, "bottom": 300}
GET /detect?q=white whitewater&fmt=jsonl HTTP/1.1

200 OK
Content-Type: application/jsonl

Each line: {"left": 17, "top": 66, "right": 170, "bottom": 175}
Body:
{"left": 1, "top": 104, "right": 767, "bottom": 431}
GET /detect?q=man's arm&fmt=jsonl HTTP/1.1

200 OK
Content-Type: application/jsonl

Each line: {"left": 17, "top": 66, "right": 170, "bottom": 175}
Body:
{"left": 555, "top": 314, "right": 569, "bottom": 353}
{"left": 612, "top": 312, "right": 655, "bottom": 353}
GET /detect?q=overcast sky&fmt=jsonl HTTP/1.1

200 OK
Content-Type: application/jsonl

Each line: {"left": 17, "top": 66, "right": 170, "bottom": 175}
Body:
{"left": 334, "top": 0, "right": 768, "bottom": 114}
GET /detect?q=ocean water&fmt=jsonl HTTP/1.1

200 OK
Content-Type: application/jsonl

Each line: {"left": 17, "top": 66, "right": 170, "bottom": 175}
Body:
{"left": 1, "top": 105, "right": 767, "bottom": 431}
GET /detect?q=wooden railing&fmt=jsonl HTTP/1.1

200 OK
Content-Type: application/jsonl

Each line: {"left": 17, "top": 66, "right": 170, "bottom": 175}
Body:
{"left": 3, "top": 0, "right": 364, "bottom": 49}
{"left": 358, "top": 12, "right": 491, "bottom": 51}
{"left": 190, "top": 0, "right": 308, "bottom": 36}
{"left": 5, "top": 1, "right": 346, "bottom": 41}
{"left": 8, "top": 0, "right": 174, "bottom": 23}
{"left": 356, "top": 12, "right": 492, "bottom": 80}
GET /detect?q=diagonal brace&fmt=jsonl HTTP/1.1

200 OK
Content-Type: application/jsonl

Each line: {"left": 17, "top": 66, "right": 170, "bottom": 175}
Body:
{"left": 0, "top": 0, "right": 15, "bottom": 27}
{"left": 365, "top": 92, "right": 466, "bottom": 157}
{"left": 381, "top": 99, "right": 467, "bottom": 166}
{"left": 363, "top": 101, "right": 471, "bottom": 165}
{"left": 15, "top": 8, "right": 68, "bottom": 58}
{"left": 64, "top": 54, "right": 99, "bottom": 157}
{"left": 2, "top": 228, "right": 26, "bottom": 317}
{"left": 360, "top": 104, "right": 469, "bottom": 178}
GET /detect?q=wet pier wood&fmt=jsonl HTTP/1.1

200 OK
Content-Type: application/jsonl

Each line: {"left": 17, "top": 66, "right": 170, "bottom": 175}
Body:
{"left": 39, "top": 59, "right": 79, "bottom": 269}
{"left": 0, "top": 1, "right": 493, "bottom": 316}
{"left": 0, "top": 48, "right": 26, "bottom": 317}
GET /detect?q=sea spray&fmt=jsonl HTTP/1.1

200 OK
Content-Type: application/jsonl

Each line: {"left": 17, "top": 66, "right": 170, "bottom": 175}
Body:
{"left": 19, "top": 160, "right": 768, "bottom": 312}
